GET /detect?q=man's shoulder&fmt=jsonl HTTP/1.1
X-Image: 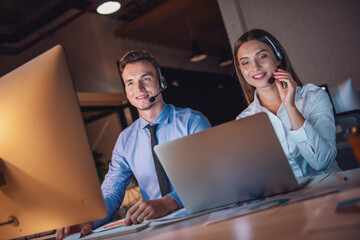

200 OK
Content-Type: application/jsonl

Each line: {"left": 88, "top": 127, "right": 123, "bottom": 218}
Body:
{"left": 169, "top": 104, "right": 206, "bottom": 118}
{"left": 167, "top": 104, "right": 211, "bottom": 133}
{"left": 119, "top": 117, "right": 141, "bottom": 137}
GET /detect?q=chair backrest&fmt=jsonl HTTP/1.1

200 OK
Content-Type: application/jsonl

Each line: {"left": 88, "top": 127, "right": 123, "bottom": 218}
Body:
{"left": 335, "top": 110, "right": 360, "bottom": 170}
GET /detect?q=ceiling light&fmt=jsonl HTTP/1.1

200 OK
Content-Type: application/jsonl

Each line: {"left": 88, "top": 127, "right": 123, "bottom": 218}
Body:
{"left": 186, "top": 17, "right": 207, "bottom": 63}
{"left": 97, "top": 1, "right": 121, "bottom": 15}
{"left": 172, "top": 81, "right": 180, "bottom": 87}
{"left": 218, "top": 47, "right": 232, "bottom": 67}
{"left": 219, "top": 59, "right": 232, "bottom": 67}
{"left": 219, "top": 54, "right": 232, "bottom": 67}
{"left": 190, "top": 39, "right": 207, "bottom": 62}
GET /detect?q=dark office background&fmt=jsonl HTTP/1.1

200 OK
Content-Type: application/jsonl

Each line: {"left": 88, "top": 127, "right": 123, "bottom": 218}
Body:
{"left": 126, "top": 67, "right": 247, "bottom": 127}
{"left": 162, "top": 67, "right": 247, "bottom": 126}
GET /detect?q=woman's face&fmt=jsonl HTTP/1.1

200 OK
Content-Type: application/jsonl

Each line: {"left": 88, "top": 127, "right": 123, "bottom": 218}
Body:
{"left": 237, "top": 40, "right": 281, "bottom": 89}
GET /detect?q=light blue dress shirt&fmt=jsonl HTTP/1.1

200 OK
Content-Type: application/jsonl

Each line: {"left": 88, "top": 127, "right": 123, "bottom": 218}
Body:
{"left": 237, "top": 84, "right": 341, "bottom": 178}
{"left": 94, "top": 103, "right": 211, "bottom": 227}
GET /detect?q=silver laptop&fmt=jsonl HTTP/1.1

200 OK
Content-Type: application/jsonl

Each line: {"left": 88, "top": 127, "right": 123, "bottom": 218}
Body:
{"left": 154, "top": 112, "right": 299, "bottom": 213}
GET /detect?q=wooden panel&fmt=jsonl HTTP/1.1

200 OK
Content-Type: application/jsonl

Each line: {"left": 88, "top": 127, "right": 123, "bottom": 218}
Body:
{"left": 77, "top": 92, "right": 128, "bottom": 107}
{"left": 114, "top": 0, "right": 230, "bottom": 56}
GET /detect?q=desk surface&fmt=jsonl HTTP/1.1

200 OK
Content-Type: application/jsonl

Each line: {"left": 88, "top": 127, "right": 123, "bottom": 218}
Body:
{"left": 102, "top": 168, "right": 360, "bottom": 240}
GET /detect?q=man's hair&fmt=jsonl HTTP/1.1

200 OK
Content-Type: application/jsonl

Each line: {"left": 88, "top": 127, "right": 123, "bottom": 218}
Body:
{"left": 119, "top": 49, "right": 161, "bottom": 80}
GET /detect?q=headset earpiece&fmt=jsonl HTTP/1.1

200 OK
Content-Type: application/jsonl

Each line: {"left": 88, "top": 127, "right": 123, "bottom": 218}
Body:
{"left": 157, "top": 67, "right": 167, "bottom": 90}
{"left": 264, "top": 36, "right": 284, "bottom": 60}
{"left": 160, "top": 78, "right": 167, "bottom": 90}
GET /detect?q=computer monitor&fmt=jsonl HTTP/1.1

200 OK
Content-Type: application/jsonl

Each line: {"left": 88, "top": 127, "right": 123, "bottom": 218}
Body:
{"left": 0, "top": 45, "right": 106, "bottom": 239}
{"left": 329, "top": 78, "right": 360, "bottom": 114}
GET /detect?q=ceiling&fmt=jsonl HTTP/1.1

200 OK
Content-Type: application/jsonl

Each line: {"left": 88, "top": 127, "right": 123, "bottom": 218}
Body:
{"left": 0, "top": 0, "right": 231, "bottom": 59}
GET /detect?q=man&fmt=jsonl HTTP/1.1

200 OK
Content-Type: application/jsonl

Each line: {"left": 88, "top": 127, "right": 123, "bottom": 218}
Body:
{"left": 56, "top": 50, "right": 211, "bottom": 239}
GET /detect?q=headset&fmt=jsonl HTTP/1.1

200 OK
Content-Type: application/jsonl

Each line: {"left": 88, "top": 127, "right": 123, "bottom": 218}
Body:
{"left": 148, "top": 66, "right": 167, "bottom": 102}
{"left": 265, "top": 36, "right": 286, "bottom": 86}
{"left": 264, "top": 36, "right": 284, "bottom": 60}
{"left": 157, "top": 67, "right": 167, "bottom": 90}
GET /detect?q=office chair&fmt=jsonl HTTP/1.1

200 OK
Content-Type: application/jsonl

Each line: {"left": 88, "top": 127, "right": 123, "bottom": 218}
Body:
{"left": 335, "top": 109, "right": 360, "bottom": 170}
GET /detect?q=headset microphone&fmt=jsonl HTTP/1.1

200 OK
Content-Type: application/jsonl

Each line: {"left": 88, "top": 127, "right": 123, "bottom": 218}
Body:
{"left": 268, "top": 75, "right": 288, "bottom": 88}
{"left": 149, "top": 89, "right": 163, "bottom": 103}
{"left": 268, "top": 76, "right": 275, "bottom": 84}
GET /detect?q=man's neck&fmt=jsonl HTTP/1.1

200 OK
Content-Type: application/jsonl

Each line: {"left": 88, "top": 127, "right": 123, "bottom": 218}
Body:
{"left": 139, "top": 101, "right": 164, "bottom": 123}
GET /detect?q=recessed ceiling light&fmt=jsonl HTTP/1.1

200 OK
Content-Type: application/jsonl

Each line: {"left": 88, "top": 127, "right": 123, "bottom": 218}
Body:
{"left": 97, "top": 1, "right": 121, "bottom": 15}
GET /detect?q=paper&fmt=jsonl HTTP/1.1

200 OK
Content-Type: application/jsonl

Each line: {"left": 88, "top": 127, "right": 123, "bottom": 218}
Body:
{"left": 149, "top": 204, "right": 235, "bottom": 226}
{"left": 63, "top": 207, "right": 232, "bottom": 240}
{"left": 92, "top": 218, "right": 125, "bottom": 233}
{"left": 205, "top": 185, "right": 338, "bottom": 225}
{"left": 303, "top": 188, "right": 360, "bottom": 233}
{"left": 64, "top": 222, "right": 149, "bottom": 240}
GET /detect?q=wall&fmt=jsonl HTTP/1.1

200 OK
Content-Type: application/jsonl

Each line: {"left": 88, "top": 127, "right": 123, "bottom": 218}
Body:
{"left": 217, "top": 0, "right": 360, "bottom": 95}
{"left": 0, "top": 9, "right": 230, "bottom": 93}
{"left": 0, "top": 8, "right": 235, "bottom": 174}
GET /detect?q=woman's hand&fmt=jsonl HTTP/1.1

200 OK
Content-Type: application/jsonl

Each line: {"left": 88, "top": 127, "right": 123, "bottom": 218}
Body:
{"left": 273, "top": 68, "right": 305, "bottom": 130}
{"left": 273, "top": 68, "right": 297, "bottom": 108}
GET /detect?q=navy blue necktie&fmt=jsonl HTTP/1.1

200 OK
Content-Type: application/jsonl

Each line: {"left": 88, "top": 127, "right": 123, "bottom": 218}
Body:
{"left": 145, "top": 124, "right": 171, "bottom": 196}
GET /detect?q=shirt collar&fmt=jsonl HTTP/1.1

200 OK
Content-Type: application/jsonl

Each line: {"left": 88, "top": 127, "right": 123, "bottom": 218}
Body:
{"left": 253, "top": 90, "right": 263, "bottom": 109}
{"left": 139, "top": 102, "right": 171, "bottom": 129}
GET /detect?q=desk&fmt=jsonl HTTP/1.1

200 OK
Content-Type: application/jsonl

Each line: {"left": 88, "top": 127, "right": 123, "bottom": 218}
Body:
{"left": 105, "top": 168, "right": 360, "bottom": 240}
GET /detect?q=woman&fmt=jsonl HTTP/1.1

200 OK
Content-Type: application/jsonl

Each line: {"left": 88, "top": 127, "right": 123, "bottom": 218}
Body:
{"left": 234, "top": 29, "right": 341, "bottom": 177}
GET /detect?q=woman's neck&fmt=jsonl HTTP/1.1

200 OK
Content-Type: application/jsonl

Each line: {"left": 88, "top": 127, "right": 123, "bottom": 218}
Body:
{"left": 257, "top": 87, "right": 282, "bottom": 115}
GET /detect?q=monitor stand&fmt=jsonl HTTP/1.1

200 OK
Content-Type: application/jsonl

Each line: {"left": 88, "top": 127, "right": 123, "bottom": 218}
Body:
{"left": 0, "top": 158, "right": 19, "bottom": 227}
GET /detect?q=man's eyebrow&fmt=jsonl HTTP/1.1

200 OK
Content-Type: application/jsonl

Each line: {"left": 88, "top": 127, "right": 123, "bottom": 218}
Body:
{"left": 124, "top": 78, "right": 133, "bottom": 84}
{"left": 124, "top": 71, "right": 156, "bottom": 83}
{"left": 141, "top": 72, "right": 155, "bottom": 78}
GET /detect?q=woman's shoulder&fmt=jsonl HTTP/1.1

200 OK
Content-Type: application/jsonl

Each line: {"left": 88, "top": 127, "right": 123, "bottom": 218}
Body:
{"left": 297, "top": 83, "right": 332, "bottom": 110}
{"left": 298, "top": 83, "right": 328, "bottom": 98}
{"left": 236, "top": 102, "right": 258, "bottom": 120}
{"left": 299, "top": 83, "right": 321, "bottom": 92}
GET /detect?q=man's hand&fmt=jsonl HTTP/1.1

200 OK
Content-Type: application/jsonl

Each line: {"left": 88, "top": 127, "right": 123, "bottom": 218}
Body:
{"left": 55, "top": 222, "right": 93, "bottom": 240}
{"left": 125, "top": 196, "right": 179, "bottom": 226}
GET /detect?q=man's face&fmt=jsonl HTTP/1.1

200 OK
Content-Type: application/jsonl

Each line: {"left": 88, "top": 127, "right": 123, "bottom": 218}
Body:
{"left": 122, "top": 60, "right": 162, "bottom": 111}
